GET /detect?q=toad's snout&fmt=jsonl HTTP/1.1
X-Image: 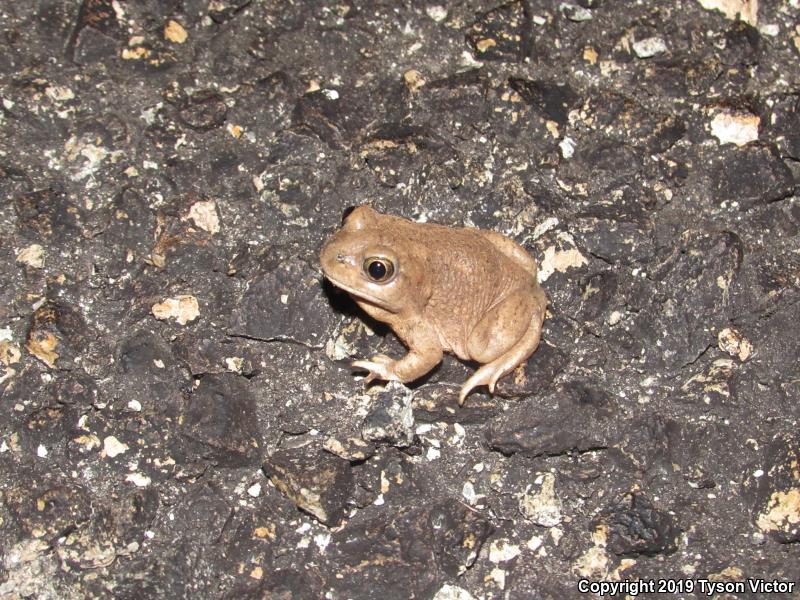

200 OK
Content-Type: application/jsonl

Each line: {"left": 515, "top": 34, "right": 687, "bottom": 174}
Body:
{"left": 319, "top": 241, "right": 355, "bottom": 276}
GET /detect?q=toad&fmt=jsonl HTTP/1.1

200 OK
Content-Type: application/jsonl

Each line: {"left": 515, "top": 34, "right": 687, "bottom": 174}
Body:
{"left": 320, "top": 206, "right": 547, "bottom": 404}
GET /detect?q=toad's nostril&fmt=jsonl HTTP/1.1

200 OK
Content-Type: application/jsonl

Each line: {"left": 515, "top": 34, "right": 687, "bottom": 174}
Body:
{"left": 336, "top": 253, "right": 345, "bottom": 263}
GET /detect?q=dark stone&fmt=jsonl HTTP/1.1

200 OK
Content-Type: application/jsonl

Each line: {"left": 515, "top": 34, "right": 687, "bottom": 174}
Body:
{"left": 123, "top": 0, "right": 185, "bottom": 30}
{"left": 26, "top": 301, "right": 91, "bottom": 370}
{"left": 359, "top": 125, "right": 464, "bottom": 191}
{"left": 326, "top": 501, "right": 493, "bottom": 596}
{"left": 522, "top": 179, "right": 571, "bottom": 214}
{"left": 787, "top": 136, "right": 800, "bottom": 161}
{"left": 509, "top": 78, "right": 581, "bottom": 125}
{"left": 634, "top": 57, "right": 722, "bottom": 98}
{"left": 573, "top": 270, "right": 619, "bottom": 325}
{"left": 595, "top": 493, "right": 678, "bottom": 556}
{"left": 0, "top": 163, "right": 32, "bottom": 200}
{"left": 571, "top": 218, "right": 654, "bottom": 264}
{"left": 735, "top": 299, "right": 800, "bottom": 391}
{"left": 158, "top": 484, "right": 234, "bottom": 545}
{"left": 74, "top": 0, "right": 120, "bottom": 34}
{"left": 208, "top": 0, "right": 252, "bottom": 24}
{"left": 89, "top": 187, "right": 155, "bottom": 278}
{"left": 180, "top": 373, "right": 261, "bottom": 467}
{"left": 117, "top": 330, "right": 187, "bottom": 416}
{"left": 584, "top": 93, "right": 686, "bottom": 155}
{"left": 466, "top": 0, "right": 529, "bottom": 62}
{"left": 291, "top": 88, "right": 375, "bottom": 150}
{"left": 495, "top": 341, "right": 568, "bottom": 398}
{"left": 72, "top": 26, "right": 120, "bottom": 64}
{"left": 13, "top": 187, "right": 81, "bottom": 242}
{"left": 178, "top": 90, "right": 228, "bottom": 131}
{"left": 227, "top": 242, "right": 275, "bottom": 280}
{"left": 5, "top": 480, "right": 93, "bottom": 539}
{"left": 55, "top": 509, "right": 118, "bottom": 570}
{"left": 427, "top": 501, "right": 494, "bottom": 576}
{"left": 111, "top": 488, "right": 160, "bottom": 543}
{"left": 720, "top": 21, "right": 761, "bottom": 67}
{"left": 615, "top": 229, "right": 744, "bottom": 370}
{"left": 65, "top": 0, "right": 124, "bottom": 62}
{"left": 577, "top": 184, "right": 658, "bottom": 222}
{"left": 361, "top": 384, "right": 415, "bottom": 448}
{"left": 486, "top": 382, "right": 613, "bottom": 457}
{"left": 676, "top": 358, "right": 736, "bottom": 407}
{"left": 416, "top": 71, "right": 492, "bottom": 141}
{"left": 578, "top": 139, "right": 644, "bottom": 175}
{"left": 767, "top": 93, "right": 800, "bottom": 161}
{"left": 346, "top": 451, "right": 417, "bottom": 511}
{"left": 49, "top": 370, "right": 98, "bottom": 406}
{"left": 412, "top": 382, "right": 502, "bottom": 424}
{"left": 323, "top": 436, "right": 376, "bottom": 462}
{"left": 263, "top": 444, "right": 354, "bottom": 526}
{"left": 742, "top": 431, "right": 800, "bottom": 543}
{"left": 291, "top": 90, "right": 347, "bottom": 149}
{"left": 112, "top": 547, "right": 199, "bottom": 600}
{"left": 663, "top": 420, "right": 744, "bottom": 490}
{"left": 232, "top": 568, "right": 325, "bottom": 600}
{"left": 642, "top": 116, "right": 686, "bottom": 155}
{"left": 215, "top": 507, "right": 281, "bottom": 578}
{"left": 229, "top": 258, "right": 336, "bottom": 346}
{"left": 172, "top": 332, "right": 254, "bottom": 376}
{"left": 710, "top": 145, "right": 794, "bottom": 210}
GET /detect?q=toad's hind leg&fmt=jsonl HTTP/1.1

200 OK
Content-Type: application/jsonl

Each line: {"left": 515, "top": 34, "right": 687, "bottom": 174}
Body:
{"left": 459, "top": 288, "right": 546, "bottom": 405}
{"left": 477, "top": 230, "right": 538, "bottom": 278}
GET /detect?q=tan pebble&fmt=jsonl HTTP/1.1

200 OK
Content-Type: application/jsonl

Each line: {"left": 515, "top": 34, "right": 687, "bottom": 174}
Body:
{"left": 164, "top": 20, "right": 188, "bottom": 44}
{"left": 152, "top": 295, "right": 200, "bottom": 325}
{"left": 476, "top": 38, "right": 497, "bottom": 52}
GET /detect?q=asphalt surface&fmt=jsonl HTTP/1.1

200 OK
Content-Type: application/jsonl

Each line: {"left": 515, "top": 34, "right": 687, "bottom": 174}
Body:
{"left": 1, "top": 1, "right": 799, "bottom": 599}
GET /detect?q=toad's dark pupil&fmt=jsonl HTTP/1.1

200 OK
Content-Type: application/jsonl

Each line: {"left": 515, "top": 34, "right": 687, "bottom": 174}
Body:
{"left": 368, "top": 261, "right": 387, "bottom": 280}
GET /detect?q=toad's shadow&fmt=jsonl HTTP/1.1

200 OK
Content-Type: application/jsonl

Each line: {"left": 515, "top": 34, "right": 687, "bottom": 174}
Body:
{"left": 321, "top": 278, "right": 385, "bottom": 327}
{"left": 321, "top": 278, "right": 447, "bottom": 387}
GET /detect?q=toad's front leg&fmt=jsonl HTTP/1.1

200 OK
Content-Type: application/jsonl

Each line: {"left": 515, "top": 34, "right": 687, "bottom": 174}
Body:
{"left": 351, "top": 319, "right": 443, "bottom": 386}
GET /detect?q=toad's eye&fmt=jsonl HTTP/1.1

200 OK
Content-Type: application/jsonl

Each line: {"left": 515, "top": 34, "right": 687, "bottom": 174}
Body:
{"left": 363, "top": 257, "right": 395, "bottom": 282}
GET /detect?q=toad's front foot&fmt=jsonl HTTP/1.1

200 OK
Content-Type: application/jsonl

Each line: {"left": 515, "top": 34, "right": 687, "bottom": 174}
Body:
{"left": 351, "top": 354, "right": 399, "bottom": 385}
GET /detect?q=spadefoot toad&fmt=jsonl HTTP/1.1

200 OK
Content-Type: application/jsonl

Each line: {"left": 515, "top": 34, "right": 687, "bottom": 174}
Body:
{"left": 320, "top": 206, "right": 547, "bottom": 404}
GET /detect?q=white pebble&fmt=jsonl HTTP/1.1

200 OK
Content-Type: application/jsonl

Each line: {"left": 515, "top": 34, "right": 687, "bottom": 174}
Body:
{"left": 559, "top": 137, "right": 576, "bottom": 158}
{"left": 104, "top": 435, "right": 129, "bottom": 458}
{"left": 633, "top": 36, "right": 667, "bottom": 58}
{"left": 426, "top": 6, "right": 447, "bottom": 22}
{"left": 710, "top": 111, "right": 759, "bottom": 146}
{"left": 126, "top": 472, "right": 151, "bottom": 487}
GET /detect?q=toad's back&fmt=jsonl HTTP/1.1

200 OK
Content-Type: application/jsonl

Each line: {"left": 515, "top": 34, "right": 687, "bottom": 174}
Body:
{"left": 378, "top": 214, "right": 539, "bottom": 360}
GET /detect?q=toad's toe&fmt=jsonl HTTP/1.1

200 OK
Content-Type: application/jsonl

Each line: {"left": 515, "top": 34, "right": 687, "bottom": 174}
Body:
{"left": 459, "top": 367, "right": 498, "bottom": 405}
{"left": 352, "top": 357, "right": 398, "bottom": 384}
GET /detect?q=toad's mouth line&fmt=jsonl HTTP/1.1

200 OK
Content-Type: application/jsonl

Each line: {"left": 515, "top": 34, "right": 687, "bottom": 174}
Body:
{"left": 323, "top": 274, "right": 401, "bottom": 313}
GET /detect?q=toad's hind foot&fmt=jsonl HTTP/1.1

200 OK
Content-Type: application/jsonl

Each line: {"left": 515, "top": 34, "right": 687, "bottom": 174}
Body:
{"left": 458, "top": 367, "right": 503, "bottom": 405}
{"left": 458, "top": 305, "right": 545, "bottom": 405}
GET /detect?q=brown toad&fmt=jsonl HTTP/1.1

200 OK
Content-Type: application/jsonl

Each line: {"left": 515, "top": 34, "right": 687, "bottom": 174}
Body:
{"left": 320, "top": 206, "right": 547, "bottom": 404}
